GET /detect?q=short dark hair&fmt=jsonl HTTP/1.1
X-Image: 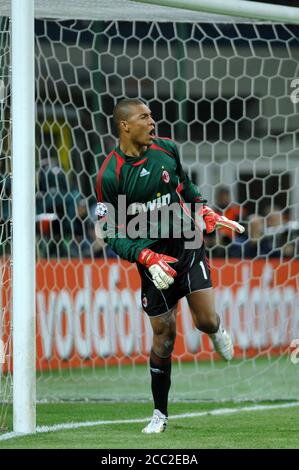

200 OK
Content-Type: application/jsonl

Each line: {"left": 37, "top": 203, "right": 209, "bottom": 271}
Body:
{"left": 113, "top": 98, "right": 145, "bottom": 134}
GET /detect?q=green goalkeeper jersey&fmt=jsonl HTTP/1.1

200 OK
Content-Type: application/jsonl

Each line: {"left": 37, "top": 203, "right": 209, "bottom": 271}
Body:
{"left": 96, "top": 137, "right": 207, "bottom": 262}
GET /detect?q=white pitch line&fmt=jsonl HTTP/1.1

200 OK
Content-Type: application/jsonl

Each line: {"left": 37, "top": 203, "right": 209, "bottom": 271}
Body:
{"left": 0, "top": 401, "right": 299, "bottom": 442}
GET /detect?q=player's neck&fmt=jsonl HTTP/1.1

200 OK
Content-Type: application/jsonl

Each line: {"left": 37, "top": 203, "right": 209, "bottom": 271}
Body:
{"left": 119, "top": 140, "right": 147, "bottom": 158}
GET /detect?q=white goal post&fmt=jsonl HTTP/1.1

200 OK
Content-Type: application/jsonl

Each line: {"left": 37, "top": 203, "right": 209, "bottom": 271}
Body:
{"left": 11, "top": 0, "right": 35, "bottom": 435}
{"left": 1, "top": 0, "right": 299, "bottom": 436}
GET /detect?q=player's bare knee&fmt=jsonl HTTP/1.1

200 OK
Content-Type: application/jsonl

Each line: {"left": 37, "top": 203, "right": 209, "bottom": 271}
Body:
{"left": 150, "top": 307, "right": 177, "bottom": 356}
{"left": 155, "top": 340, "right": 175, "bottom": 358}
{"left": 163, "top": 331, "right": 176, "bottom": 354}
{"left": 153, "top": 330, "right": 176, "bottom": 357}
{"left": 193, "top": 312, "right": 219, "bottom": 334}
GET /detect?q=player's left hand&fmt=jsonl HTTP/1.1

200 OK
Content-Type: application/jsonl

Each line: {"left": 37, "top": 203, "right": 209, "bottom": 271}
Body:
{"left": 201, "top": 205, "right": 245, "bottom": 234}
{"left": 138, "top": 248, "right": 178, "bottom": 290}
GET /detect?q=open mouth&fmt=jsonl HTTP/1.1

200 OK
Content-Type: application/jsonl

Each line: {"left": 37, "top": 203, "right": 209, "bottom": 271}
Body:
{"left": 149, "top": 129, "right": 155, "bottom": 138}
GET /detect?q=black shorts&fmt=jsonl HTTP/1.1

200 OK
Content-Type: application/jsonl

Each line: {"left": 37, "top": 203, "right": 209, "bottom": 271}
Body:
{"left": 137, "top": 239, "right": 212, "bottom": 317}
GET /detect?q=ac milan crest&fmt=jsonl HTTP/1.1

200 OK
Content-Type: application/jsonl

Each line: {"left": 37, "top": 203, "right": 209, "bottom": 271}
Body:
{"left": 162, "top": 170, "right": 170, "bottom": 183}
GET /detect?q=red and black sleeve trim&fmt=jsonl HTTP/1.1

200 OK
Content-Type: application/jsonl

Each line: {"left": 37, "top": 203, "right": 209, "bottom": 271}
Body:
{"left": 96, "top": 150, "right": 125, "bottom": 202}
{"left": 113, "top": 150, "right": 125, "bottom": 181}
{"left": 96, "top": 150, "right": 114, "bottom": 202}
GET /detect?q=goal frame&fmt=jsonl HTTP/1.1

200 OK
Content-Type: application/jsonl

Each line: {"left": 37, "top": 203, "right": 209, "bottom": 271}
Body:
{"left": 8, "top": 0, "right": 299, "bottom": 435}
{"left": 11, "top": 0, "right": 35, "bottom": 434}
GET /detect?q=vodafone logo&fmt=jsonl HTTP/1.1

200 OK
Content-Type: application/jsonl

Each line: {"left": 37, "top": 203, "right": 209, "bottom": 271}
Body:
{"left": 1, "top": 260, "right": 298, "bottom": 372}
{"left": 162, "top": 170, "right": 170, "bottom": 183}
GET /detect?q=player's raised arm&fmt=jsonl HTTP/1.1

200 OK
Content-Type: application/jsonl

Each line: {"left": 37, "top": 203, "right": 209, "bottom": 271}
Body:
{"left": 170, "top": 141, "right": 244, "bottom": 234}
{"left": 170, "top": 140, "right": 207, "bottom": 206}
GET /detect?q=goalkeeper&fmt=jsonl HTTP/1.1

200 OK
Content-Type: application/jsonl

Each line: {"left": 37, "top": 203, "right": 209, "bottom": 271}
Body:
{"left": 95, "top": 98, "right": 245, "bottom": 434}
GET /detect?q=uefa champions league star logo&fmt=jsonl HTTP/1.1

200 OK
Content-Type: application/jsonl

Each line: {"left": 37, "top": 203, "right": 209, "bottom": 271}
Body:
{"left": 95, "top": 202, "right": 108, "bottom": 219}
{"left": 94, "top": 202, "right": 109, "bottom": 239}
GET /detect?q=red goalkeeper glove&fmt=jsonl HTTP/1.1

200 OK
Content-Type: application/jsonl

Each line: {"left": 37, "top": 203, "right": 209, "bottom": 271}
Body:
{"left": 138, "top": 248, "right": 178, "bottom": 290}
{"left": 201, "top": 206, "right": 245, "bottom": 234}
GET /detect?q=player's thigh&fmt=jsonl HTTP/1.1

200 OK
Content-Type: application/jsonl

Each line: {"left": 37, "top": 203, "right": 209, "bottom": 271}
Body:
{"left": 187, "top": 288, "right": 216, "bottom": 324}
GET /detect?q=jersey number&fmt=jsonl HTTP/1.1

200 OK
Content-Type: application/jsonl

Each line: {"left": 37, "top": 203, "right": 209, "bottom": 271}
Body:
{"left": 200, "top": 261, "right": 208, "bottom": 280}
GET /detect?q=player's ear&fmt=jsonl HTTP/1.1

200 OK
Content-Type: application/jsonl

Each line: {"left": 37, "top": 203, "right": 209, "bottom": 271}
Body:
{"left": 120, "top": 120, "right": 129, "bottom": 133}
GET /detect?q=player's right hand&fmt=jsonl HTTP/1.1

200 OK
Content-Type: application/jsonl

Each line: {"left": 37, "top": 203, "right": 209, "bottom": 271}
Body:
{"left": 138, "top": 248, "right": 178, "bottom": 290}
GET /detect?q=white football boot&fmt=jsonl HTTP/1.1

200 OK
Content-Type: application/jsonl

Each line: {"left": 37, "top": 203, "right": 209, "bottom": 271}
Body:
{"left": 142, "top": 409, "right": 168, "bottom": 434}
{"left": 209, "top": 324, "right": 234, "bottom": 361}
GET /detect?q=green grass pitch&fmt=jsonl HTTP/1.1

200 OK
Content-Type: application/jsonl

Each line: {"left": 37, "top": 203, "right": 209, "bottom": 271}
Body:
{"left": 0, "top": 357, "right": 298, "bottom": 448}
{"left": 0, "top": 401, "right": 299, "bottom": 449}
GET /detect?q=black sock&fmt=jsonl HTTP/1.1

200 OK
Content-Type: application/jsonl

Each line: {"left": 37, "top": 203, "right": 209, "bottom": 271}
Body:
{"left": 150, "top": 350, "right": 172, "bottom": 417}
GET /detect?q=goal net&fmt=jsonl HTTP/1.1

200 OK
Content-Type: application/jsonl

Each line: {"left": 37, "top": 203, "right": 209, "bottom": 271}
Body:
{"left": 0, "top": 14, "right": 12, "bottom": 430}
{"left": 1, "top": 1, "right": 299, "bottom": 422}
